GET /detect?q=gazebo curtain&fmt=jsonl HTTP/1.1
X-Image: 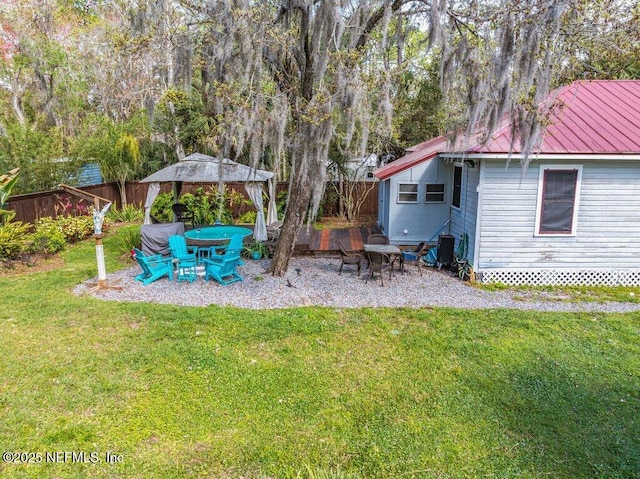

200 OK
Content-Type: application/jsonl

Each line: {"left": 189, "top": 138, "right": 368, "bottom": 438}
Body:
{"left": 143, "top": 182, "right": 161, "bottom": 225}
{"left": 245, "top": 182, "right": 267, "bottom": 241}
{"left": 266, "top": 179, "right": 278, "bottom": 226}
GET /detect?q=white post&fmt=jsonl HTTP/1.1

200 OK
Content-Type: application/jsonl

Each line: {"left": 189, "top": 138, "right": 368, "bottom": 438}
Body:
{"left": 92, "top": 199, "right": 111, "bottom": 286}
{"left": 95, "top": 235, "right": 107, "bottom": 285}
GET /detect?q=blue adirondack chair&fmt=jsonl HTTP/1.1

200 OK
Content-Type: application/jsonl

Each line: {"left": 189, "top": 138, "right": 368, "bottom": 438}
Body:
{"left": 210, "top": 235, "right": 244, "bottom": 260}
{"left": 202, "top": 253, "right": 243, "bottom": 285}
{"left": 168, "top": 235, "right": 198, "bottom": 262}
{"left": 201, "top": 234, "right": 245, "bottom": 265}
{"left": 133, "top": 248, "right": 173, "bottom": 285}
{"left": 168, "top": 235, "right": 199, "bottom": 282}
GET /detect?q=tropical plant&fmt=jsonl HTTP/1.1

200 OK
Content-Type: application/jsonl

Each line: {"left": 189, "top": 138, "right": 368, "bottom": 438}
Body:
{"left": 107, "top": 203, "right": 144, "bottom": 223}
{"left": 113, "top": 225, "right": 141, "bottom": 259}
{"left": 236, "top": 210, "right": 257, "bottom": 224}
{"left": 28, "top": 215, "right": 96, "bottom": 255}
{"left": 242, "top": 238, "right": 268, "bottom": 259}
{"left": 0, "top": 168, "right": 20, "bottom": 220}
{"left": 454, "top": 232, "right": 473, "bottom": 281}
{"left": 28, "top": 220, "right": 67, "bottom": 255}
{"left": 149, "top": 192, "right": 174, "bottom": 223}
{"left": 73, "top": 114, "right": 147, "bottom": 205}
{"left": 151, "top": 188, "right": 237, "bottom": 226}
{"left": 53, "top": 194, "right": 90, "bottom": 217}
{"left": 0, "top": 168, "right": 30, "bottom": 259}
{"left": 180, "top": 190, "right": 220, "bottom": 225}
{"left": 0, "top": 220, "right": 31, "bottom": 259}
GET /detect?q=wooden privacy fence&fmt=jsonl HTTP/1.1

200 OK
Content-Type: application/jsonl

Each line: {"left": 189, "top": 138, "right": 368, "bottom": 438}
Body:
{"left": 7, "top": 181, "right": 379, "bottom": 224}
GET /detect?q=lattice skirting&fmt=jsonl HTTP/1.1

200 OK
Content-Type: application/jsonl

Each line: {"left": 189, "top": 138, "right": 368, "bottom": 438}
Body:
{"left": 478, "top": 269, "right": 640, "bottom": 286}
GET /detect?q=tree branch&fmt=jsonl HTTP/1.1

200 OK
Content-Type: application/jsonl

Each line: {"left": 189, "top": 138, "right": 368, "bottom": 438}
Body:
{"left": 354, "top": 0, "right": 408, "bottom": 50}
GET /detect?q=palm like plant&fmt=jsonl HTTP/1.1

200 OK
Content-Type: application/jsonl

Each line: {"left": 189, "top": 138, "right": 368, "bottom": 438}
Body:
{"left": 0, "top": 168, "right": 20, "bottom": 224}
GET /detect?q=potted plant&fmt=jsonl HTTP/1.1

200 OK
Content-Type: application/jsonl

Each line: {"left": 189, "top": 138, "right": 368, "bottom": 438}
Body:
{"left": 243, "top": 239, "right": 268, "bottom": 260}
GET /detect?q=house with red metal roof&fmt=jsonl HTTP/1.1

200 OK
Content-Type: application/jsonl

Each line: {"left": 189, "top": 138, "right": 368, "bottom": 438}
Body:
{"left": 374, "top": 80, "right": 640, "bottom": 285}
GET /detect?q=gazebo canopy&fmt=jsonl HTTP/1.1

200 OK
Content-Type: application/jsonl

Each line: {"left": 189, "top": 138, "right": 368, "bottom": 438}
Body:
{"left": 141, "top": 153, "right": 277, "bottom": 241}
{"left": 140, "top": 153, "right": 274, "bottom": 183}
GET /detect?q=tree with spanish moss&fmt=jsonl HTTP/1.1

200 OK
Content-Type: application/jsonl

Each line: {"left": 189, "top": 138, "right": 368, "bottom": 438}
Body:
{"left": 185, "top": 0, "right": 639, "bottom": 276}
{"left": 263, "top": 0, "right": 576, "bottom": 275}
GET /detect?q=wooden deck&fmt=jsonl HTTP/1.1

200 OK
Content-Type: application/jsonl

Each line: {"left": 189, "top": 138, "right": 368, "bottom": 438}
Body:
{"left": 295, "top": 225, "right": 381, "bottom": 254}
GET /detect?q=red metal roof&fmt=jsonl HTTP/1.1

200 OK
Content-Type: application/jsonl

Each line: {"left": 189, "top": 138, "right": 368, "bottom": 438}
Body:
{"left": 374, "top": 136, "right": 446, "bottom": 180}
{"left": 375, "top": 80, "right": 640, "bottom": 179}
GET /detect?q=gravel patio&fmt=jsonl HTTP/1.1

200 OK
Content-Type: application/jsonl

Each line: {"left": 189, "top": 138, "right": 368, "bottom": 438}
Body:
{"left": 76, "top": 256, "right": 640, "bottom": 313}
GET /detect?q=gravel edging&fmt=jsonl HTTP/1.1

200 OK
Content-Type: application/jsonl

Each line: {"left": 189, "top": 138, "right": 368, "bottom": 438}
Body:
{"left": 74, "top": 256, "right": 640, "bottom": 313}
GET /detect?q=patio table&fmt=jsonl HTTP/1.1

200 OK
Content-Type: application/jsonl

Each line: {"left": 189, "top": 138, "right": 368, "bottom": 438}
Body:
{"left": 185, "top": 226, "right": 252, "bottom": 243}
{"left": 363, "top": 244, "right": 404, "bottom": 273}
{"left": 185, "top": 226, "right": 253, "bottom": 262}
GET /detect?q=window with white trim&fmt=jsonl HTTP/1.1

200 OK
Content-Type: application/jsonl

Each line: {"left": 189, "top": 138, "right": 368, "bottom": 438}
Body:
{"left": 451, "top": 164, "right": 462, "bottom": 209}
{"left": 397, "top": 183, "right": 418, "bottom": 203}
{"left": 535, "top": 166, "right": 582, "bottom": 236}
{"left": 425, "top": 183, "right": 446, "bottom": 203}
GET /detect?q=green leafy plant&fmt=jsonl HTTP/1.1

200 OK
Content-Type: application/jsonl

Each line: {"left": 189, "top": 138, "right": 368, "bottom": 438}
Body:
{"left": 236, "top": 210, "right": 257, "bottom": 224}
{"left": 276, "top": 189, "right": 288, "bottom": 218}
{"left": 74, "top": 114, "right": 145, "bottom": 205}
{"left": 114, "top": 225, "right": 141, "bottom": 258}
{"left": 151, "top": 188, "right": 237, "bottom": 225}
{"left": 28, "top": 220, "right": 67, "bottom": 254}
{"left": 149, "top": 192, "right": 174, "bottom": 223}
{"left": 28, "top": 215, "right": 97, "bottom": 255}
{"left": 180, "top": 189, "right": 220, "bottom": 225}
{"left": 55, "top": 215, "right": 95, "bottom": 242}
{"left": 0, "top": 220, "right": 31, "bottom": 258}
{"left": 107, "top": 203, "right": 144, "bottom": 223}
{"left": 454, "top": 232, "right": 473, "bottom": 281}
{"left": 0, "top": 168, "right": 30, "bottom": 259}
{"left": 0, "top": 167, "right": 20, "bottom": 219}
{"left": 53, "top": 194, "right": 90, "bottom": 217}
{"left": 242, "top": 238, "right": 268, "bottom": 259}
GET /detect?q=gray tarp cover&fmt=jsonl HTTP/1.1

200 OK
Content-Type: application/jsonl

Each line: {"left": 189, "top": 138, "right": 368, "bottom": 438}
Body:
{"left": 141, "top": 222, "right": 185, "bottom": 256}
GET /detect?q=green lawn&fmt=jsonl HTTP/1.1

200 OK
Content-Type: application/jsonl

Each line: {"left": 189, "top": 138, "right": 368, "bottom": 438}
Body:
{"left": 0, "top": 228, "right": 638, "bottom": 478}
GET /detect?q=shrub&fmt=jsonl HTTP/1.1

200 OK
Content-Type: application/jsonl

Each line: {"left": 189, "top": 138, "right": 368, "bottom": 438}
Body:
{"left": 107, "top": 203, "right": 144, "bottom": 223}
{"left": 0, "top": 168, "right": 31, "bottom": 259}
{"left": 0, "top": 217, "right": 31, "bottom": 258}
{"left": 150, "top": 192, "right": 173, "bottom": 223}
{"left": 28, "top": 215, "right": 98, "bottom": 255}
{"left": 29, "top": 219, "right": 67, "bottom": 255}
{"left": 236, "top": 210, "right": 257, "bottom": 224}
{"left": 276, "top": 189, "right": 287, "bottom": 218}
{"left": 55, "top": 215, "right": 95, "bottom": 242}
{"left": 114, "top": 226, "right": 141, "bottom": 258}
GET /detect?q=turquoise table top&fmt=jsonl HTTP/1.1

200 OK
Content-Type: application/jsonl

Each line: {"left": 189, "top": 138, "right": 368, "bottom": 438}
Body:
{"left": 184, "top": 226, "right": 253, "bottom": 241}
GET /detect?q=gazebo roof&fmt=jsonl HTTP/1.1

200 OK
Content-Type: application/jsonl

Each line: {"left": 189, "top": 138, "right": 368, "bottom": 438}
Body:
{"left": 141, "top": 153, "right": 274, "bottom": 183}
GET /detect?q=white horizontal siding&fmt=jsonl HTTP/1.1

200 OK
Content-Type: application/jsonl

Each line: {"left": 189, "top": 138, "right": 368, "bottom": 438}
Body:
{"left": 477, "top": 159, "right": 640, "bottom": 271}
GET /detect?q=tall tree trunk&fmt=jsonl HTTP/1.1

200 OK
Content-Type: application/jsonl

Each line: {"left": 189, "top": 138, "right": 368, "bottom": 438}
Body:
{"left": 10, "top": 78, "right": 26, "bottom": 126}
{"left": 268, "top": 176, "right": 312, "bottom": 275}
{"left": 266, "top": 0, "right": 406, "bottom": 276}
{"left": 118, "top": 179, "right": 127, "bottom": 206}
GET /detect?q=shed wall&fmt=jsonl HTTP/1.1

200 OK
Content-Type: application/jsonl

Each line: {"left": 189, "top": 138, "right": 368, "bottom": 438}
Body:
{"left": 377, "top": 179, "right": 390, "bottom": 233}
{"left": 476, "top": 159, "right": 640, "bottom": 279}
{"left": 385, "top": 158, "right": 450, "bottom": 244}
